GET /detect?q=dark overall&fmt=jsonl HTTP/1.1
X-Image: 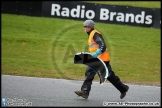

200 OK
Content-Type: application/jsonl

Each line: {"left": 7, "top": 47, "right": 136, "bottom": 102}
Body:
{"left": 81, "top": 61, "right": 128, "bottom": 96}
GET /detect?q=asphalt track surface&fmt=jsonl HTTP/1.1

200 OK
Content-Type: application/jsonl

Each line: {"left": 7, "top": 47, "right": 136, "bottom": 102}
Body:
{"left": 1, "top": 75, "right": 161, "bottom": 107}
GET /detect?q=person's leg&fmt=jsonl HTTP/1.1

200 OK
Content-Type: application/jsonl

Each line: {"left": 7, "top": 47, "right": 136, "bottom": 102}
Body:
{"left": 105, "top": 61, "right": 129, "bottom": 99}
{"left": 81, "top": 67, "right": 96, "bottom": 95}
{"left": 75, "top": 67, "right": 96, "bottom": 99}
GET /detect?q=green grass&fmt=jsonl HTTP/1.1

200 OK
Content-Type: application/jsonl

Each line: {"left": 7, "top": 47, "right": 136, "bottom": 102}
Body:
{"left": 1, "top": 10, "right": 160, "bottom": 86}
{"left": 84, "top": 1, "right": 160, "bottom": 8}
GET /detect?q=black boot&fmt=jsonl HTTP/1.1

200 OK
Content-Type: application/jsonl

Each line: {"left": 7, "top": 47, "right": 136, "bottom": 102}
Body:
{"left": 120, "top": 85, "right": 129, "bottom": 99}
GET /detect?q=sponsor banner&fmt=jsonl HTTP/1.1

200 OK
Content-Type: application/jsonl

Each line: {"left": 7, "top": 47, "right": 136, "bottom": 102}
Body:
{"left": 42, "top": 1, "right": 160, "bottom": 29}
{"left": 96, "top": 4, "right": 154, "bottom": 27}
{"left": 1, "top": 1, "right": 42, "bottom": 16}
{"left": 42, "top": 1, "right": 96, "bottom": 20}
{"left": 153, "top": 8, "right": 161, "bottom": 28}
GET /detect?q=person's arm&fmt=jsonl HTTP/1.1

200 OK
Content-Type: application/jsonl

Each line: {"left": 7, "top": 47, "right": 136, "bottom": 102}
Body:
{"left": 91, "top": 33, "right": 107, "bottom": 58}
{"left": 93, "top": 33, "right": 107, "bottom": 53}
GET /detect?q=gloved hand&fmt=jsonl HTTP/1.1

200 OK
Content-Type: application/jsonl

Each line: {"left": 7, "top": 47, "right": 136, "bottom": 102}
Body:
{"left": 91, "top": 48, "right": 102, "bottom": 58}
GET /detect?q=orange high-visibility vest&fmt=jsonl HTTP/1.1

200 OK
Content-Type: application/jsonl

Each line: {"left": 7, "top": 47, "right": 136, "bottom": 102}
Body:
{"left": 88, "top": 29, "right": 110, "bottom": 62}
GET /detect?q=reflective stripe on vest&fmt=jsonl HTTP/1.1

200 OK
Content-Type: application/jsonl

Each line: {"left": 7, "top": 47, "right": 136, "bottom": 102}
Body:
{"left": 88, "top": 29, "right": 110, "bottom": 61}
